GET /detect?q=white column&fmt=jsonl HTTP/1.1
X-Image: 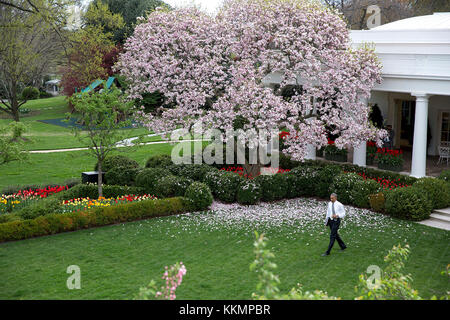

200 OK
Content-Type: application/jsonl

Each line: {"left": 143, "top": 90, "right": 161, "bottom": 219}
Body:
{"left": 353, "top": 141, "right": 367, "bottom": 167}
{"left": 305, "top": 144, "right": 316, "bottom": 160}
{"left": 410, "top": 93, "right": 429, "bottom": 178}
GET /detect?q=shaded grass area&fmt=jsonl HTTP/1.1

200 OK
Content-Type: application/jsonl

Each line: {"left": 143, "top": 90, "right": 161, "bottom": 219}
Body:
{"left": 0, "top": 205, "right": 448, "bottom": 300}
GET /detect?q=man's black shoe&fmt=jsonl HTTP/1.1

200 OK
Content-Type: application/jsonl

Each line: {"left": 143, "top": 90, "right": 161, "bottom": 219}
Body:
{"left": 321, "top": 253, "right": 329, "bottom": 256}
{"left": 340, "top": 247, "right": 347, "bottom": 251}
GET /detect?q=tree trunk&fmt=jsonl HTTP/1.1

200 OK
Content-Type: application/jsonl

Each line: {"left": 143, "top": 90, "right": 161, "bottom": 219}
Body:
{"left": 11, "top": 83, "right": 20, "bottom": 122}
{"left": 243, "top": 162, "right": 262, "bottom": 179}
{"left": 97, "top": 160, "right": 103, "bottom": 198}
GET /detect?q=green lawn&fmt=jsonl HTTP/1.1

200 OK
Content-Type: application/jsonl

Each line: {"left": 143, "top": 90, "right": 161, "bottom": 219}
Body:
{"left": 0, "top": 198, "right": 448, "bottom": 300}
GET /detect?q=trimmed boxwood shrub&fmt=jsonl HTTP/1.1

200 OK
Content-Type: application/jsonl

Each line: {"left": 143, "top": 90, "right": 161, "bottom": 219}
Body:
{"left": 278, "top": 153, "right": 301, "bottom": 170}
{"left": 154, "top": 175, "right": 193, "bottom": 198}
{"left": 214, "top": 171, "right": 242, "bottom": 203}
{"left": 384, "top": 187, "right": 432, "bottom": 221}
{"left": 255, "top": 174, "right": 287, "bottom": 202}
{"left": 145, "top": 154, "right": 173, "bottom": 169}
{"left": 55, "top": 184, "right": 146, "bottom": 201}
{"left": 315, "top": 165, "right": 343, "bottom": 198}
{"left": 203, "top": 170, "right": 227, "bottom": 196}
{"left": 0, "top": 213, "right": 22, "bottom": 224}
{"left": 438, "top": 169, "right": 450, "bottom": 183}
{"left": 289, "top": 166, "right": 320, "bottom": 197}
{"left": 135, "top": 168, "right": 172, "bottom": 194}
{"left": 21, "top": 86, "right": 39, "bottom": 100}
{"left": 105, "top": 167, "right": 141, "bottom": 186}
{"left": 237, "top": 179, "right": 262, "bottom": 205}
{"left": 94, "top": 155, "right": 139, "bottom": 172}
{"left": 284, "top": 173, "right": 302, "bottom": 199}
{"left": 412, "top": 177, "right": 450, "bottom": 209}
{"left": 351, "top": 179, "right": 382, "bottom": 208}
{"left": 330, "top": 172, "right": 362, "bottom": 205}
{"left": 168, "top": 163, "right": 217, "bottom": 182}
{"left": 0, "top": 197, "right": 187, "bottom": 242}
{"left": 184, "top": 182, "right": 213, "bottom": 211}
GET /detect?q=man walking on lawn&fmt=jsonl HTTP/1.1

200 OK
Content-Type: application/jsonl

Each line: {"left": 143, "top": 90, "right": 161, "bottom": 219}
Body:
{"left": 322, "top": 193, "right": 347, "bottom": 256}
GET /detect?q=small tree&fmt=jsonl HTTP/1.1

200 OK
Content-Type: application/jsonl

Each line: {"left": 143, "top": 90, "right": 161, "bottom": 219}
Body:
{"left": 0, "top": 122, "right": 29, "bottom": 165}
{"left": 68, "top": 84, "right": 134, "bottom": 197}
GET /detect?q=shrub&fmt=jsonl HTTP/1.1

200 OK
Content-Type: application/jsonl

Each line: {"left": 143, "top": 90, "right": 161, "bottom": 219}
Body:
{"left": 55, "top": 184, "right": 146, "bottom": 201}
{"left": 237, "top": 179, "right": 262, "bottom": 205}
{"left": 0, "top": 197, "right": 187, "bottom": 242}
{"left": 214, "top": 171, "right": 242, "bottom": 203}
{"left": 351, "top": 179, "right": 382, "bottom": 208}
{"left": 39, "top": 90, "right": 53, "bottom": 99}
{"left": 94, "top": 155, "right": 139, "bottom": 172}
{"left": 184, "top": 182, "right": 213, "bottom": 211}
{"left": 135, "top": 168, "right": 172, "bottom": 194}
{"left": 145, "top": 154, "right": 173, "bottom": 169}
{"left": 438, "top": 169, "right": 450, "bottom": 183}
{"left": 289, "top": 166, "right": 320, "bottom": 197}
{"left": 0, "top": 213, "right": 22, "bottom": 224}
{"left": 412, "top": 177, "right": 450, "bottom": 209}
{"left": 384, "top": 187, "right": 432, "bottom": 221}
{"left": 169, "top": 163, "right": 217, "bottom": 182}
{"left": 330, "top": 172, "right": 362, "bottom": 205}
{"left": 278, "top": 153, "right": 301, "bottom": 170}
{"left": 21, "top": 86, "right": 40, "bottom": 100}
{"left": 154, "top": 175, "right": 193, "bottom": 198}
{"left": 315, "top": 165, "right": 342, "bottom": 198}
{"left": 255, "top": 174, "right": 287, "bottom": 202}
{"left": 16, "top": 197, "right": 62, "bottom": 220}
{"left": 369, "top": 192, "right": 386, "bottom": 212}
{"left": 105, "top": 167, "right": 141, "bottom": 186}
{"left": 203, "top": 170, "right": 228, "bottom": 196}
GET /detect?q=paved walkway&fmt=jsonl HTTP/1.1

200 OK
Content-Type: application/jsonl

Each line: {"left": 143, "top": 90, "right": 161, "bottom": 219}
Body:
{"left": 418, "top": 207, "right": 450, "bottom": 231}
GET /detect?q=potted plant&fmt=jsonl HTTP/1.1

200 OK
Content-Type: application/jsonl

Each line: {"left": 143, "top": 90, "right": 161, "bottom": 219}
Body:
{"left": 324, "top": 139, "right": 348, "bottom": 162}
{"left": 376, "top": 148, "right": 404, "bottom": 172}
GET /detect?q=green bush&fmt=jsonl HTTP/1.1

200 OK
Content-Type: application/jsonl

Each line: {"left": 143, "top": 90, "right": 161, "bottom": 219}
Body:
{"left": 203, "top": 170, "right": 228, "bottom": 196}
{"left": 154, "top": 175, "right": 193, "bottom": 198}
{"left": 351, "top": 179, "right": 382, "bottom": 208}
{"left": 94, "top": 155, "right": 140, "bottom": 172}
{"left": 438, "top": 169, "right": 450, "bottom": 184}
{"left": 184, "top": 182, "right": 213, "bottom": 211}
{"left": 55, "top": 184, "right": 146, "bottom": 201}
{"left": 289, "top": 166, "right": 320, "bottom": 197}
{"left": 278, "top": 153, "right": 301, "bottom": 170}
{"left": 330, "top": 172, "right": 363, "bottom": 205}
{"left": 39, "top": 90, "right": 53, "bottom": 99}
{"left": 237, "top": 179, "right": 262, "bottom": 205}
{"left": 214, "top": 171, "right": 242, "bottom": 203}
{"left": 0, "top": 213, "right": 22, "bottom": 224}
{"left": 145, "top": 154, "right": 173, "bottom": 169}
{"left": 315, "top": 165, "right": 342, "bottom": 198}
{"left": 105, "top": 167, "right": 141, "bottom": 186}
{"left": 21, "top": 86, "right": 39, "bottom": 100}
{"left": 412, "top": 177, "right": 450, "bottom": 209}
{"left": 135, "top": 168, "right": 172, "bottom": 194}
{"left": 168, "top": 164, "right": 217, "bottom": 182}
{"left": 16, "top": 197, "right": 62, "bottom": 220}
{"left": 0, "top": 197, "right": 187, "bottom": 242}
{"left": 255, "top": 174, "right": 287, "bottom": 202}
{"left": 384, "top": 187, "right": 432, "bottom": 221}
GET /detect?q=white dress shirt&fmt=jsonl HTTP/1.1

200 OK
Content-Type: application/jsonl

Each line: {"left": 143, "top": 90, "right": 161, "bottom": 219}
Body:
{"left": 324, "top": 200, "right": 346, "bottom": 224}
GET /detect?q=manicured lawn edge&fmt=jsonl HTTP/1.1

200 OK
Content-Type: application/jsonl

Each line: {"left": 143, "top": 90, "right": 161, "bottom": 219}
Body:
{"left": 0, "top": 197, "right": 190, "bottom": 243}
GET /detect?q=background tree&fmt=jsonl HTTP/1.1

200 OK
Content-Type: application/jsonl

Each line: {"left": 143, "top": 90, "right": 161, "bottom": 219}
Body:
{"left": 0, "top": 2, "right": 66, "bottom": 121}
{"left": 68, "top": 84, "right": 134, "bottom": 197}
{"left": 0, "top": 122, "right": 29, "bottom": 165}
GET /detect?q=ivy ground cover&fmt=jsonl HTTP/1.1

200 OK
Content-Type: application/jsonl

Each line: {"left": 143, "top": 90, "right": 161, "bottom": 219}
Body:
{"left": 0, "top": 197, "right": 448, "bottom": 300}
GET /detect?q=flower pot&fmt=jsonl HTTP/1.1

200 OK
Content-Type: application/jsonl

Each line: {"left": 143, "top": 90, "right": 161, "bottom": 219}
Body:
{"left": 325, "top": 153, "right": 348, "bottom": 162}
{"left": 377, "top": 162, "right": 403, "bottom": 172}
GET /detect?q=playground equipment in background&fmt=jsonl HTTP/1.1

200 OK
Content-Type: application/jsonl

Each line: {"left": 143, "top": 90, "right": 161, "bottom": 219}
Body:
{"left": 75, "top": 77, "right": 117, "bottom": 95}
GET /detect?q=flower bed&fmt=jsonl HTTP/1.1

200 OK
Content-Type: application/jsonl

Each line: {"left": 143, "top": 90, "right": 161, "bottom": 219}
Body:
{"left": 375, "top": 148, "right": 404, "bottom": 172}
{"left": 0, "top": 186, "right": 68, "bottom": 214}
{"left": 219, "top": 166, "right": 290, "bottom": 179}
{"left": 354, "top": 172, "right": 411, "bottom": 190}
{"left": 59, "top": 194, "right": 158, "bottom": 213}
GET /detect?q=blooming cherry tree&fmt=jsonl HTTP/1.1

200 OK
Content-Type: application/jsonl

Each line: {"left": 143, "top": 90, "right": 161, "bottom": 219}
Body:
{"left": 116, "top": 0, "right": 386, "bottom": 162}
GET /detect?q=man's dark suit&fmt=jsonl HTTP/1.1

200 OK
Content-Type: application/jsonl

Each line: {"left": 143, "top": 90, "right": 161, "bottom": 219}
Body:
{"left": 326, "top": 217, "right": 346, "bottom": 254}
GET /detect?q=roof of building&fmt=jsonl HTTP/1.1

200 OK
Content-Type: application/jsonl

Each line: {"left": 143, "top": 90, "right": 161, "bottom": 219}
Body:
{"left": 372, "top": 12, "right": 450, "bottom": 31}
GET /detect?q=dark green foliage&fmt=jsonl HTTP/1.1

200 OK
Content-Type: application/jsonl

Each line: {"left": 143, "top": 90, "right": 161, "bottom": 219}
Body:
{"left": 330, "top": 172, "right": 362, "bottom": 205}
{"left": 203, "top": 170, "right": 228, "bottom": 196}
{"left": 289, "top": 166, "right": 320, "bottom": 197}
{"left": 135, "top": 168, "right": 172, "bottom": 194}
{"left": 438, "top": 169, "right": 450, "bottom": 183}
{"left": 214, "top": 171, "right": 242, "bottom": 203}
{"left": 237, "top": 179, "right": 262, "bottom": 205}
{"left": 21, "top": 86, "right": 40, "bottom": 100}
{"left": 351, "top": 179, "right": 382, "bottom": 208}
{"left": 105, "top": 167, "right": 141, "bottom": 186}
{"left": 55, "top": 184, "right": 146, "bottom": 201}
{"left": 135, "top": 91, "right": 164, "bottom": 113}
{"left": 315, "top": 165, "right": 342, "bottom": 198}
{"left": 278, "top": 152, "right": 302, "bottom": 170}
{"left": 39, "top": 90, "right": 53, "bottom": 99}
{"left": 0, "top": 213, "right": 22, "bottom": 224}
{"left": 145, "top": 154, "right": 173, "bottom": 169}
{"left": 284, "top": 173, "right": 303, "bottom": 199}
{"left": 154, "top": 175, "right": 193, "bottom": 198}
{"left": 168, "top": 163, "right": 217, "bottom": 181}
{"left": 255, "top": 174, "right": 287, "bottom": 202}
{"left": 369, "top": 104, "right": 384, "bottom": 129}
{"left": 16, "top": 197, "right": 62, "bottom": 220}
{"left": 184, "top": 182, "right": 213, "bottom": 211}
{"left": 95, "top": 155, "right": 140, "bottom": 172}
{"left": 412, "top": 178, "right": 450, "bottom": 209}
{"left": 385, "top": 187, "right": 432, "bottom": 221}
